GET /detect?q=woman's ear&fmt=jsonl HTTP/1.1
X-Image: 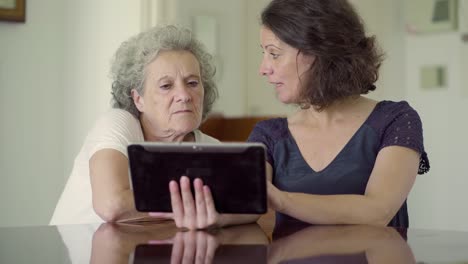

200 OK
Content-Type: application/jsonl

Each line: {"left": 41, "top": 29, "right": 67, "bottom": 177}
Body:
{"left": 131, "top": 89, "right": 144, "bottom": 112}
{"left": 301, "top": 53, "right": 315, "bottom": 70}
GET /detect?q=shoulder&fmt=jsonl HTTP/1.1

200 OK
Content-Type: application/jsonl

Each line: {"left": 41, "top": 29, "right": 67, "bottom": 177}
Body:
{"left": 247, "top": 117, "right": 288, "bottom": 165}
{"left": 91, "top": 109, "right": 141, "bottom": 134}
{"left": 194, "top": 130, "right": 220, "bottom": 143}
{"left": 370, "top": 101, "right": 429, "bottom": 174}
{"left": 97, "top": 108, "right": 140, "bottom": 127}
{"left": 367, "top": 100, "right": 421, "bottom": 130}
{"left": 251, "top": 118, "right": 289, "bottom": 139}
{"left": 377, "top": 100, "right": 419, "bottom": 118}
{"left": 85, "top": 109, "right": 144, "bottom": 156}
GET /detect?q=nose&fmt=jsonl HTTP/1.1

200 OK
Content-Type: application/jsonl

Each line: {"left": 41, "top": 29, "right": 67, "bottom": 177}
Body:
{"left": 259, "top": 58, "right": 272, "bottom": 76}
{"left": 175, "top": 85, "right": 192, "bottom": 103}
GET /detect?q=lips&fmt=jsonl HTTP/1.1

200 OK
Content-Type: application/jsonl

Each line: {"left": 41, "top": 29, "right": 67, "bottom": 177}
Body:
{"left": 173, "top": 109, "right": 193, "bottom": 114}
{"left": 271, "top": 83, "right": 284, "bottom": 90}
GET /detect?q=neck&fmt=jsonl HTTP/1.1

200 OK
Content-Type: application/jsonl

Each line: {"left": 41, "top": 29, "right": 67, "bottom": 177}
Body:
{"left": 295, "top": 96, "right": 364, "bottom": 126}
{"left": 139, "top": 116, "right": 196, "bottom": 143}
{"left": 144, "top": 130, "right": 195, "bottom": 143}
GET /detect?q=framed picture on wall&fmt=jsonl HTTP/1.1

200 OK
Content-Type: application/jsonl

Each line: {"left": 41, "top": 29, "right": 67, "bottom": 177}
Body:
{"left": 0, "top": 0, "right": 25, "bottom": 22}
{"left": 405, "top": 0, "right": 458, "bottom": 34}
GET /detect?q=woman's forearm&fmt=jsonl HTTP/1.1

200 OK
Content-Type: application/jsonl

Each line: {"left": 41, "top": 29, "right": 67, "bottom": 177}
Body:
{"left": 280, "top": 192, "right": 392, "bottom": 226}
{"left": 217, "top": 214, "right": 261, "bottom": 228}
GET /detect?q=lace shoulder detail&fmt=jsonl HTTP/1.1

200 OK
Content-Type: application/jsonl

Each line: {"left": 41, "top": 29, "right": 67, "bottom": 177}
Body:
{"left": 369, "top": 101, "right": 430, "bottom": 175}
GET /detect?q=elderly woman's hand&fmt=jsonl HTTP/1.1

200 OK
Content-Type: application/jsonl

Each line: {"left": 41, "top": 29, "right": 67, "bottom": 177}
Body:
{"left": 150, "top": 176, "right": 221, "bottom": 230}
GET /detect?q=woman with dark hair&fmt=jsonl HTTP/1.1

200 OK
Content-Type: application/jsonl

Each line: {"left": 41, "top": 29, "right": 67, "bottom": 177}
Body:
{"left": 248, "top": 0, "right": 430, "bottom": 228}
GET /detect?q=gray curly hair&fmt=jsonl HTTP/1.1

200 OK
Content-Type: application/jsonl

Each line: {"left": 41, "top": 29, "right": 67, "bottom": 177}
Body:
{"left": 110, "top": 25, "right": 218, "bottom": 119}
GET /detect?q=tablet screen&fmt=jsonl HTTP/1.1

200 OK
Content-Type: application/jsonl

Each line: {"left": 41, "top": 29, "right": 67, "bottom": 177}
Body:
{"left": 128, "top": 143, "right": 267, "bottom": 214}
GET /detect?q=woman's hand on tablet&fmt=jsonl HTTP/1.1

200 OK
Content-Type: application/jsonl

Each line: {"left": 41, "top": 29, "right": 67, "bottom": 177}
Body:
{"left": 149, "top": 176, "right": 220, "bottom": 230}
{"left": 172, "top": 176, "right": 221, "bottom": 229}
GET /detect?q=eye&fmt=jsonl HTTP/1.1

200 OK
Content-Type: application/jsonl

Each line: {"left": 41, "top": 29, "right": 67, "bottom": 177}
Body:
{"left": 159, "top": 83, "right": 171, "bottom": 90}
{"left": 187, "top": 80, "right": 199, "bottom": 88}
{"left": 270, "top": 53, "right": 280, "bottom": 59}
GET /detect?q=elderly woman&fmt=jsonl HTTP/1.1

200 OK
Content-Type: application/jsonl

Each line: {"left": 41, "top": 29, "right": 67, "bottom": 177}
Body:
{"left": 50, "top": 25, "right": 258, "bottom": 229}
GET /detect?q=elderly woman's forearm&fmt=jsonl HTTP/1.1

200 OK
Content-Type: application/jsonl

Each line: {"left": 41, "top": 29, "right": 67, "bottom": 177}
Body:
{"left": 93, "top": 189, "right": 149, "bottom": 222}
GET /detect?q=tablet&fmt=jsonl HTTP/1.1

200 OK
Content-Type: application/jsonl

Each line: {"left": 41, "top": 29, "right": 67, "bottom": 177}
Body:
{"left": 127, "top": 142, "right": 267, "bottom": 214}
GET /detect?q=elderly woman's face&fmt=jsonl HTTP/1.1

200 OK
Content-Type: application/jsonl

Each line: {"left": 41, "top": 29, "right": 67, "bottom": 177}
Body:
{"left": 133, "top": 50, "right": 204, "bottom": 140}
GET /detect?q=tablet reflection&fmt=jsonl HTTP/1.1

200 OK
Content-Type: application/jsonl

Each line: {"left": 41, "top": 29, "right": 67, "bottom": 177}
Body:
{"left": 90, "top": 222, "right": 269, "bottom": 264}
{"left": 268, "top": 224, "right": 415, "bottom": 264}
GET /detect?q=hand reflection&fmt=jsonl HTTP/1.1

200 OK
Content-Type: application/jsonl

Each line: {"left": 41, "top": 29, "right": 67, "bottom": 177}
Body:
{"left": 142, "top": 224, "right": 269, "bottom": 263}
{"left": 89, "top": 222, "right": 268, "bottom": 264}
{"left": 268, "top": 225, "right": 416, "bottom": 264}
{"left": 151, "top": 230, "right": 220, "bottom": 263}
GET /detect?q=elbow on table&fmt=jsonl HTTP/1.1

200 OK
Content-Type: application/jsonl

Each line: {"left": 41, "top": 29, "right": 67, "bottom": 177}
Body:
{"left": 93, "top": 198, "right": 125, "bottom": 223}
{"left": 367, "top": 206, "right": 395, "bottom": 227}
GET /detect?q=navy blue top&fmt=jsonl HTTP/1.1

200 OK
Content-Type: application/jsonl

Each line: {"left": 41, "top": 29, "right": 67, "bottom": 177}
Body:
{"left": 247, "top": 101, "right": 430, "bottom": 228}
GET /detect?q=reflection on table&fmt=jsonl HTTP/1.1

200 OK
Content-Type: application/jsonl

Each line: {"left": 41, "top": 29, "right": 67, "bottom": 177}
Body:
{"left": 269, "top": 224, "right": 413, "bottom": 263}
{"left": 91, "top": 222, "right": 269, "bottom": 263}
{"left": 1, "top": 220, "right": 468, "bottom": 263}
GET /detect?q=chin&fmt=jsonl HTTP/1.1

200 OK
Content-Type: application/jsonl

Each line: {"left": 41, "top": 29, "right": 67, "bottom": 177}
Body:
{"left": 176, "top": 120, "right": 200, "bottom": 133}
{"left": 276, "top": 90, "right": 301, "bottom": 104}
{"left": 277, "top": 95, "right": 295, "bottom": 104}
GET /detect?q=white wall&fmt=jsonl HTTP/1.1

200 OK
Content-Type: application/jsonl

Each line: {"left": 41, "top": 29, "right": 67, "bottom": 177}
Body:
{"left": 0, "top": 0, "right": 66, "bottom": 227}
{"left": 0, "top": 0, "right": 141, "bottom": 227}
{"left": 405, "top": 0, "right": 468, "bottom": 231}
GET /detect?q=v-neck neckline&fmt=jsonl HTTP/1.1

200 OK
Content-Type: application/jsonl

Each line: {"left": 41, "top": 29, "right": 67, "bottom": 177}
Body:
{"left": 285, "top": 101, "right": 381, "bottom": 173}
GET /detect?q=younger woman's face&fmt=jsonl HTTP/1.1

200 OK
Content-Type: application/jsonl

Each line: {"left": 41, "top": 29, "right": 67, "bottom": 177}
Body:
{"left": 259, "top": 26, "right": 315, "bottom": 104}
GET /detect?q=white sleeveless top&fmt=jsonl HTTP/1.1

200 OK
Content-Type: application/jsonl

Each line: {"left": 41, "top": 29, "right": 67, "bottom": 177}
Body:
{"left": 50, "top": 108, "right": 219, "bottom": 225}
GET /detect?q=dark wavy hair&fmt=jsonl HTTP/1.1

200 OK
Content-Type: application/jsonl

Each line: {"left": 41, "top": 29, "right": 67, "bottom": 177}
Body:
{"left": 261, "top": 0, "right": 384, "bottom": 110}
